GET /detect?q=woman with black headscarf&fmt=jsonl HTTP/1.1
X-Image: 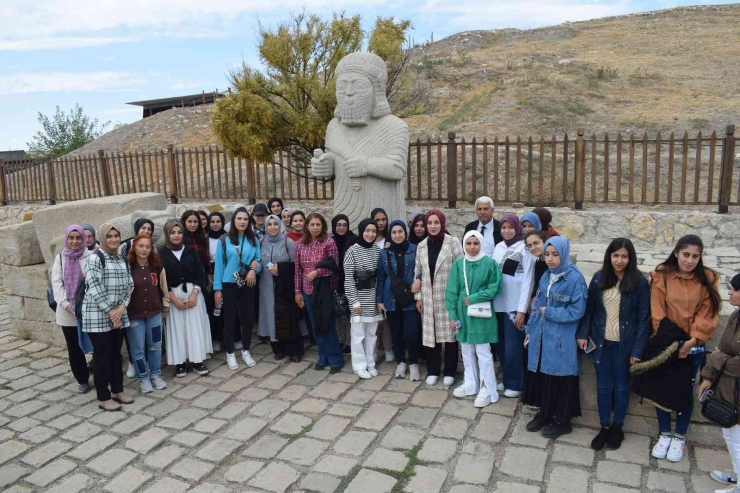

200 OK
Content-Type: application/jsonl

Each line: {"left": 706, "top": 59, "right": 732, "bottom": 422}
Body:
{"left": 532, "top": 207, "right": 560, "bottom": 239}
{"left": 371, "top": 208, "right": 393, "bottom": 361}
{"left": 82, "top": 224, "right": 100, "bottom": 252}
{"left": 119, "top": 218, "right": 155, "bottom": 257}
{"left": 206, "top": 211, "right": 227, "bottom": 351}
{"left": 267, "top": 197, "right": 284, "bottom": 217}
{"left": 332, "top": 214, "right": 357, "bottom": 354}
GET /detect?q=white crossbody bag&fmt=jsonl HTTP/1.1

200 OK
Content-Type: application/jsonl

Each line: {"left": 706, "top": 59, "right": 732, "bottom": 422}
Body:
{"left": 463, "top": 258, "right": 492, "bottom": 318}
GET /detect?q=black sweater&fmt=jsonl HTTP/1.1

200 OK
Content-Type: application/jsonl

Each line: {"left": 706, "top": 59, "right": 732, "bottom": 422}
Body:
{"left": 158, "top": 246, "right": 207, "bottom": 293}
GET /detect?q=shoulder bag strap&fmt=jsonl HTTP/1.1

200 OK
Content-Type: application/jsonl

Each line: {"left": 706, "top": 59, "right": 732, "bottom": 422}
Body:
{"left": 463, "top": 258, "right": 470, "bottom": 297}
{"left": 710, "top": 357, "right": 730, "bottom": 392}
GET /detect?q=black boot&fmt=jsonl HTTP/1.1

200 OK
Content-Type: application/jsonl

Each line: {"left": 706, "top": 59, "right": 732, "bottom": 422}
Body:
{"left": 526, "top": 412, "right": 552, "bottom": 432}
{"left": 541, "top": 420, "right": 572, "bottom": 439}
{"left": 606, "top": 424, "right": 624, "bottom": 450}
{"left": 591, "top": 426, "right": 611, "bottom": 451}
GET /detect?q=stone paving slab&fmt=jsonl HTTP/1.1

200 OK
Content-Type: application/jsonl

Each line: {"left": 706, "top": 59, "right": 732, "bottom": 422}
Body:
{"left": 0, "top": 323, "right": 734, "bottom": 493}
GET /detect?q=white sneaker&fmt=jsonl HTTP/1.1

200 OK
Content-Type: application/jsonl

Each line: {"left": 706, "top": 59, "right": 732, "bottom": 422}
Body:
{"left": 234, "top": 341, "right": 243, "bottom": 350}
{"left": 504, "top": 389, "right": 522, "bottom": 398}
{"left": 652, "top": 434, "right": 673, "bottom": 459}
{"left": 355, "top": 369, "right": 372, "bottom": 379}
{"left": 453, "top": 385, "right": 468, "bottom": 398}
{"left": 395, "top": 362, "right": 407, "bottom": 378}
{"left": 126, "top": 364, "right": 136, "bottom": 378}
{"left": 242, "top": 350, "right": 257, "bottom": 368}
{"left": 139, "top": 379, "right": 153, "bottom": 394}
{"left": 426, "top": 375, "right": 438, "bottom": 386}
{"left": 666, "top": 436, "right": 685, "bottom": 462}
{"left": 385, "top": 351, "right": 395, "bottom": 362}
{"left": 151, "top": 374, "right": 168, "bottom": 390}
{"left": 226, "top": 352, "right": 239, "bottom": 370}
{"left": 496, "top": 382, "right": 505, "bottom": 392}
{"left": 409, "top": 364, "right": 421, "bottom": 381}
{"left": 368, "top": 367, "right": 378, "bottom": 377}
{"left": 474, "top": 387, "right": 492, "bottom": 408}
{"left": 711, "top": 470, "right": 738, "bottom": 485}
{"left": 443, "top": 376, "right": 455, "bottom": 386}
{"left": 212, "top": 340, "right": 221, "bottom": 352}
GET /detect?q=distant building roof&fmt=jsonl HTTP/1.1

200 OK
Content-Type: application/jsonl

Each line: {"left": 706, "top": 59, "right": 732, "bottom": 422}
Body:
{"left": 127, "top": 91, "right": 226, "bottom": 118}
{"left": 0, "top": 150, "right": 28, "bottom": 162}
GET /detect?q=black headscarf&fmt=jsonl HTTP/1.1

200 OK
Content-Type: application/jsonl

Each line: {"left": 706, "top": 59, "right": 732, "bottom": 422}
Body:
{"left": 331, "top": 214, "right": 356, "bottom": 258}
{"left": 356, "top": 219, "right": 378, "bottom": 249}
{"left": 370, "top": 207, "right": 388, "bottom": 239}
{"left": 388, "top": 220, "right": 409, "bottom": 252}
{"left": 208, "top": 212, "right": 226, "bottom": 240}
{"left": 133, "top": 218, "right": 154, "bottom": 236}
{"left": 267, "top": 197, "right": 284, "bottom": 214}
{"left": 409, "top": 214, "right": 427, "bottom": 245}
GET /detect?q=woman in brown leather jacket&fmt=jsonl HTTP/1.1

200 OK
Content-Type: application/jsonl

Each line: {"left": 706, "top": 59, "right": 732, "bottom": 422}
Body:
{"left": 699, "top": 273, "right": 740, "bottom": 491}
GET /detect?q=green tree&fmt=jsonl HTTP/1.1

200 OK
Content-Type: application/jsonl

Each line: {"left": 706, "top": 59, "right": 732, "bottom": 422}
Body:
{"left": 212, "top": 12, "right": 420, "bottom": 169}
{"left": 27, "top": 104, "right": 110, "bottom": 158}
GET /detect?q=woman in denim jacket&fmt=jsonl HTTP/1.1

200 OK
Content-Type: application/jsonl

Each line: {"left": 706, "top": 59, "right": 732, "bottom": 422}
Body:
{"left": 377, "top": 220, "right": 421, "bottom": 381}
{"left": 578, "top": 238, "right": 650, "bottom": 451}
{"left": 523, "top": 236, "right": 588, "bottom": 439}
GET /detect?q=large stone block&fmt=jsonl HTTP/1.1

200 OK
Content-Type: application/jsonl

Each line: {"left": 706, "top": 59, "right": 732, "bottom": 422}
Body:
{"left": 106, "top": 206, "right": 180, "bottom": 249}
{"left": 7, "top": 295, "right": 24, "bottom": 319}
{"left": 33, "top": 193, "right": 167, "bottom": 264}
{"left": 24, "top": 297, "right": 56, "bottom": 323}
{"left": 0, "top": 221, "right": 44, "bottom": 266}
{"left": 10, "top": 319, "right": 64, "bottom": 347}
{"left": 3, "top": 264, "right": 49, "bottom": 299}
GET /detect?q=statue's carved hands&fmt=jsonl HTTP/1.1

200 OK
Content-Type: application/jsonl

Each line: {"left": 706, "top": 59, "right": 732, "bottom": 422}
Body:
{"left": 311, "top": 149, "right": 334, "bottom": 178}
{"left": 344, "top": 156, "right": 368, "bottom": 179}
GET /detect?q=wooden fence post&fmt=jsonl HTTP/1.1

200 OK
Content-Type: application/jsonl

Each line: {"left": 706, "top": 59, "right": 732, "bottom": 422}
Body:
{"left": 166, "top": 145, "right": 179, "bottom": 203}
{"left": 447, "top": 132, "right": 457, "bottom": 208}
{"left": 574, "top": 129, "right": 585, "bottom": 210}
{"left": 718, "top": 125, "right": 736, "bottom": 214}
{"left": 246, "top": 158, "right": 256, "bottom": 205}
{"left": 0, "top": 162, "right": 7, "bottom": 205}
{"left": 47, "top": 160, "right": 57, "bottom": 205}
{"left": 98, "top": 150, "right": 114, "bottom": 197}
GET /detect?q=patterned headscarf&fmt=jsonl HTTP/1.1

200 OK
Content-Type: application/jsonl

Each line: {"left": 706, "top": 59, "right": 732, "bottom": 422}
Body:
{"left": 164, "top": 220, "right": 185, "bottom": 251}
{"left": 62, "top": 225, "right": 86, "bottom": 300}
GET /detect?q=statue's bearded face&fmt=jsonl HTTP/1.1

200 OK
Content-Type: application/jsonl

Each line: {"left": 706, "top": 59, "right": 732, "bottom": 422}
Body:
{"left": 336, "top": 73, "right": 374, "bottom": 126}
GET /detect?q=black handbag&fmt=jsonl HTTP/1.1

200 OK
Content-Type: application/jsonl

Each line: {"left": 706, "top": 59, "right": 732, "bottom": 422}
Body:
{"left": 385, "top": 252, "right": 415, "bottom": 307}
{"left": 47, "top": 287, "right": 57, "bottom": 312}
{"left": 701, "top": 358, "right": 739, "bottom": 428}
{"left": 354, "top": 269, "right": 377, "bottom": 290}
{"left": 333, "top": 290, "right": 350, "bottom": 318}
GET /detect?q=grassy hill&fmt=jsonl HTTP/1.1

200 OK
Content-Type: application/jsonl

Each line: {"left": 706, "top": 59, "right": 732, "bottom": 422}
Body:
{"left": 69, "top": 4, "right": 740, "bottom": 157}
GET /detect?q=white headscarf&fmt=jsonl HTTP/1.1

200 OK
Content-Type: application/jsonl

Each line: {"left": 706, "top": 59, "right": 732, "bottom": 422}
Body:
{"left": 463, "top": 230, "right": 487, "bottom": 262}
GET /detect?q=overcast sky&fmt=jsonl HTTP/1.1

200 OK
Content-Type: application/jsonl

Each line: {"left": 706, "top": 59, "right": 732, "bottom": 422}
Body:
{"left": 0, "top": 0, "right": 730, "bottom": 151}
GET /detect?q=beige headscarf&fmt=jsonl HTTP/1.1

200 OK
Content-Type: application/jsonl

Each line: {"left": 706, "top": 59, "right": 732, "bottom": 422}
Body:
{"left": 98, "top": 224, "right": 122, "bottom": 255}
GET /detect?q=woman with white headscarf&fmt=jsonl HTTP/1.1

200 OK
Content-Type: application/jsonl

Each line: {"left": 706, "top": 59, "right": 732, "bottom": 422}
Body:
{"left": 445, "top": 230, "right": 503, "bottom": 407}
{"left": 258, "top": 214, "right": 303, "bottom": 362}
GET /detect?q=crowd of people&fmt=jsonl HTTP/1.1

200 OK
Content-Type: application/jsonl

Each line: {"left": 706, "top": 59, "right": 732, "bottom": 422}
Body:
{"left": 49, "top": 195, "right": 740, "bottom": 491}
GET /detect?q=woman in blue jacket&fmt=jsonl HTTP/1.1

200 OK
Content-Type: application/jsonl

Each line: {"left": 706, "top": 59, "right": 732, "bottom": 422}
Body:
{"left": 377, "top": 220, "right": 421, "bottom": 381}
{"left": 523, "top": 236, "right": 588, "bottom": 439}
{"left": 214, "top": 207, "right": 262, "bottom": 372}
{"left": 578, "top": 238, "right": 650, "bottom": 451}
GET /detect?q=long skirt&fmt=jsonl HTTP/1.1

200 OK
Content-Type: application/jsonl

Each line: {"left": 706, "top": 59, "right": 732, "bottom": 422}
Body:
{"left": 522, "top": 364, "right": 582, "bottom": 424}
{"left": 166, "top": 283, "right": 213, "bottom": 365}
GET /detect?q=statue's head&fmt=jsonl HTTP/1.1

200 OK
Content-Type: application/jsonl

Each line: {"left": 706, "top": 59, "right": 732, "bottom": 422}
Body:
{"left": 334, "top": 52, "right": 391, "bottom": 126}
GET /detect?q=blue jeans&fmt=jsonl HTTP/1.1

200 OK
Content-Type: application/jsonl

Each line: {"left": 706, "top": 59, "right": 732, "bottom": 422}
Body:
{"left": 126, "top": 313, "right": 163, "bottom": 381}
{"left": 494, "top": 313, "right": 525, "bottom": 392}
{"left": 656, "top": 349, "right": 705, "bottom": 435}
{"left": 595, "top": 341, "right": 631, "bottom": 426}
{"left": 303, "top": 293, "right": 344, "bottom": 368}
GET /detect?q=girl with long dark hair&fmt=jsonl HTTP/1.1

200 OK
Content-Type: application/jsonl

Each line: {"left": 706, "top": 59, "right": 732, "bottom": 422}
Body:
{"left": 409, "top": 214, "right": 427, "bottom": 246}
{"left": 648, "top": 234, "right": 720, "bottom": 463}
{"left": 181, "top": 210, "right": 211, "bottom": 270}
{"left": 198, "top": 210, "right": 210, "bottom": 233}
{"left": 214, "top": 208, "right": 261, "bottom": 371}
{"left": 578, "top": 238, "right": 650, "bottom": 451}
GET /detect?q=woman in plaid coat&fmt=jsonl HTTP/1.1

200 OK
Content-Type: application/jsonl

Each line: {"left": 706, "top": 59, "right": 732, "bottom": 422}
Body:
{"left": 413, "top": 210, "right": 464, "bottom": 387}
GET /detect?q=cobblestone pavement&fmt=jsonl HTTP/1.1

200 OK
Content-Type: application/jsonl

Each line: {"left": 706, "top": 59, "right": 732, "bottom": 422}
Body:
{"left": 0, "top": 323, "right": 733, "bottom": 493}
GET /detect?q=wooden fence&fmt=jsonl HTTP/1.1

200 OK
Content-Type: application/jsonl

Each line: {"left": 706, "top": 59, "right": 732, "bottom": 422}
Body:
{"left": 1, "top": 125, "right": 736, "bottom": 213}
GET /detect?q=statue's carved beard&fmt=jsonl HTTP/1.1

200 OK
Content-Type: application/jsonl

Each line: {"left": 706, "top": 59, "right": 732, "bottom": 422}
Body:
{"left": 336, "top": 95, "right": 373, "bottom": 127}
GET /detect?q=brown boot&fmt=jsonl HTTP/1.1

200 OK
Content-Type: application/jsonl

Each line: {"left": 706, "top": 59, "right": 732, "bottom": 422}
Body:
{"left": 112, "top": 392, "right": 134, "bottom": 404}
{"left": 98, "top": 400, "right": 122, "bottom": 412}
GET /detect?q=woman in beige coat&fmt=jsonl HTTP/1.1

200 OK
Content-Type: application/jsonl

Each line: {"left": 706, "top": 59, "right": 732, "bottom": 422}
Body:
{"left": 413, "top": 210, "right": 464, "bottom": 387}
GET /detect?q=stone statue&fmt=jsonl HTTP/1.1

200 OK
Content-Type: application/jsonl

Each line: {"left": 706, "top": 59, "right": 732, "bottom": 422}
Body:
{"left": 312, "top": 52, "right": 410, "bottom": 228}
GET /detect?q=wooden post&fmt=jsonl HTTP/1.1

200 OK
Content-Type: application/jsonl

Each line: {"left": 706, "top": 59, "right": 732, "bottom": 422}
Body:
{"left": 47, "top": 160, "right": 57, "bottom": 204}
{"left": 574, "top": 129, "right": 585, "bottom": 210}
{"left": 718, "top": 124, "right": 736, "bottom": 214}
{"left": 0, "top": 162, "right": 7, "bottom": 205}
{"left": 97, "top": 150, "right": 114, "bottom": 197}
{"left": 166, "top": 144, "right": 179, "bottom": 203}
{"left": 246, "top": 158, "right": 256, "bottom": 205}
{"left": 447, "top": 132, "right": 457, "bottom": 208}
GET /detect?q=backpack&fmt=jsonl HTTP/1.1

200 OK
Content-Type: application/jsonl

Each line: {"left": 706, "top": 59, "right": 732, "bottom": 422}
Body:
{"left": 74, "top": 251, "right": 130, "bottom": 320}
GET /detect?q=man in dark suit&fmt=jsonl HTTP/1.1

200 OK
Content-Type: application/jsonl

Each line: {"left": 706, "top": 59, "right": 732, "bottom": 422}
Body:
{"left": 463, "top": 196, "right": 502, "bottom": 255}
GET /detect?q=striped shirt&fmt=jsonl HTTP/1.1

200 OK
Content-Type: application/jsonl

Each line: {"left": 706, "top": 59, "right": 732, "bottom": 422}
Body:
{"left": 82, "top": 251, "right": 133, "bottom": 333}
{"left": 343, "top": 243, "right": 382, "bottom": 322}
{"left": 294, "top": 238, "right": 338, "bottom": 295}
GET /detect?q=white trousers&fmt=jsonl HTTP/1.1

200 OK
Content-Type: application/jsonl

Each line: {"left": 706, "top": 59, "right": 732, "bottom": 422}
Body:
{"left": 461, "top": 342, "right": 497, "bottom": 396}
{"left": 722, "top": 424, "right": 740, "bottom": 476}
{"left": 351, "top": 321, "right": 378, "bottom": 371}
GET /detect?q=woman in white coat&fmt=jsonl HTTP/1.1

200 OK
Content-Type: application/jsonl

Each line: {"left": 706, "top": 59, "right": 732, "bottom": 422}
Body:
{"left": 50, "top": 224, "right": 92, "bottom": 393}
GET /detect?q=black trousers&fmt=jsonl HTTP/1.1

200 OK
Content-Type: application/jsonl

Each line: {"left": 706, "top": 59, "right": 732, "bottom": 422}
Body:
{"left": 88, "top": 329, "right": 125, "bottom": 401}
{"left": 222, "top": 283, "right": 254, "bottom": 354}
{"left": 271, "top": 340, "right": 304, "bottom": 358}
{"left": 61, "top": 326, "right": 89, "bottom": 385}
{"left": 426, "top": 341, "right": 459, "bottom": 377}
{"left": 205, "top": 286, "right": 224, "bottom": 343}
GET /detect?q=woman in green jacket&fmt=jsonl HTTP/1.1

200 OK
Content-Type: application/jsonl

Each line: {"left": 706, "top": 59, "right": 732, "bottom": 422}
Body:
{"left": 445, "top": 230, "right": 503, "bottom": 408}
